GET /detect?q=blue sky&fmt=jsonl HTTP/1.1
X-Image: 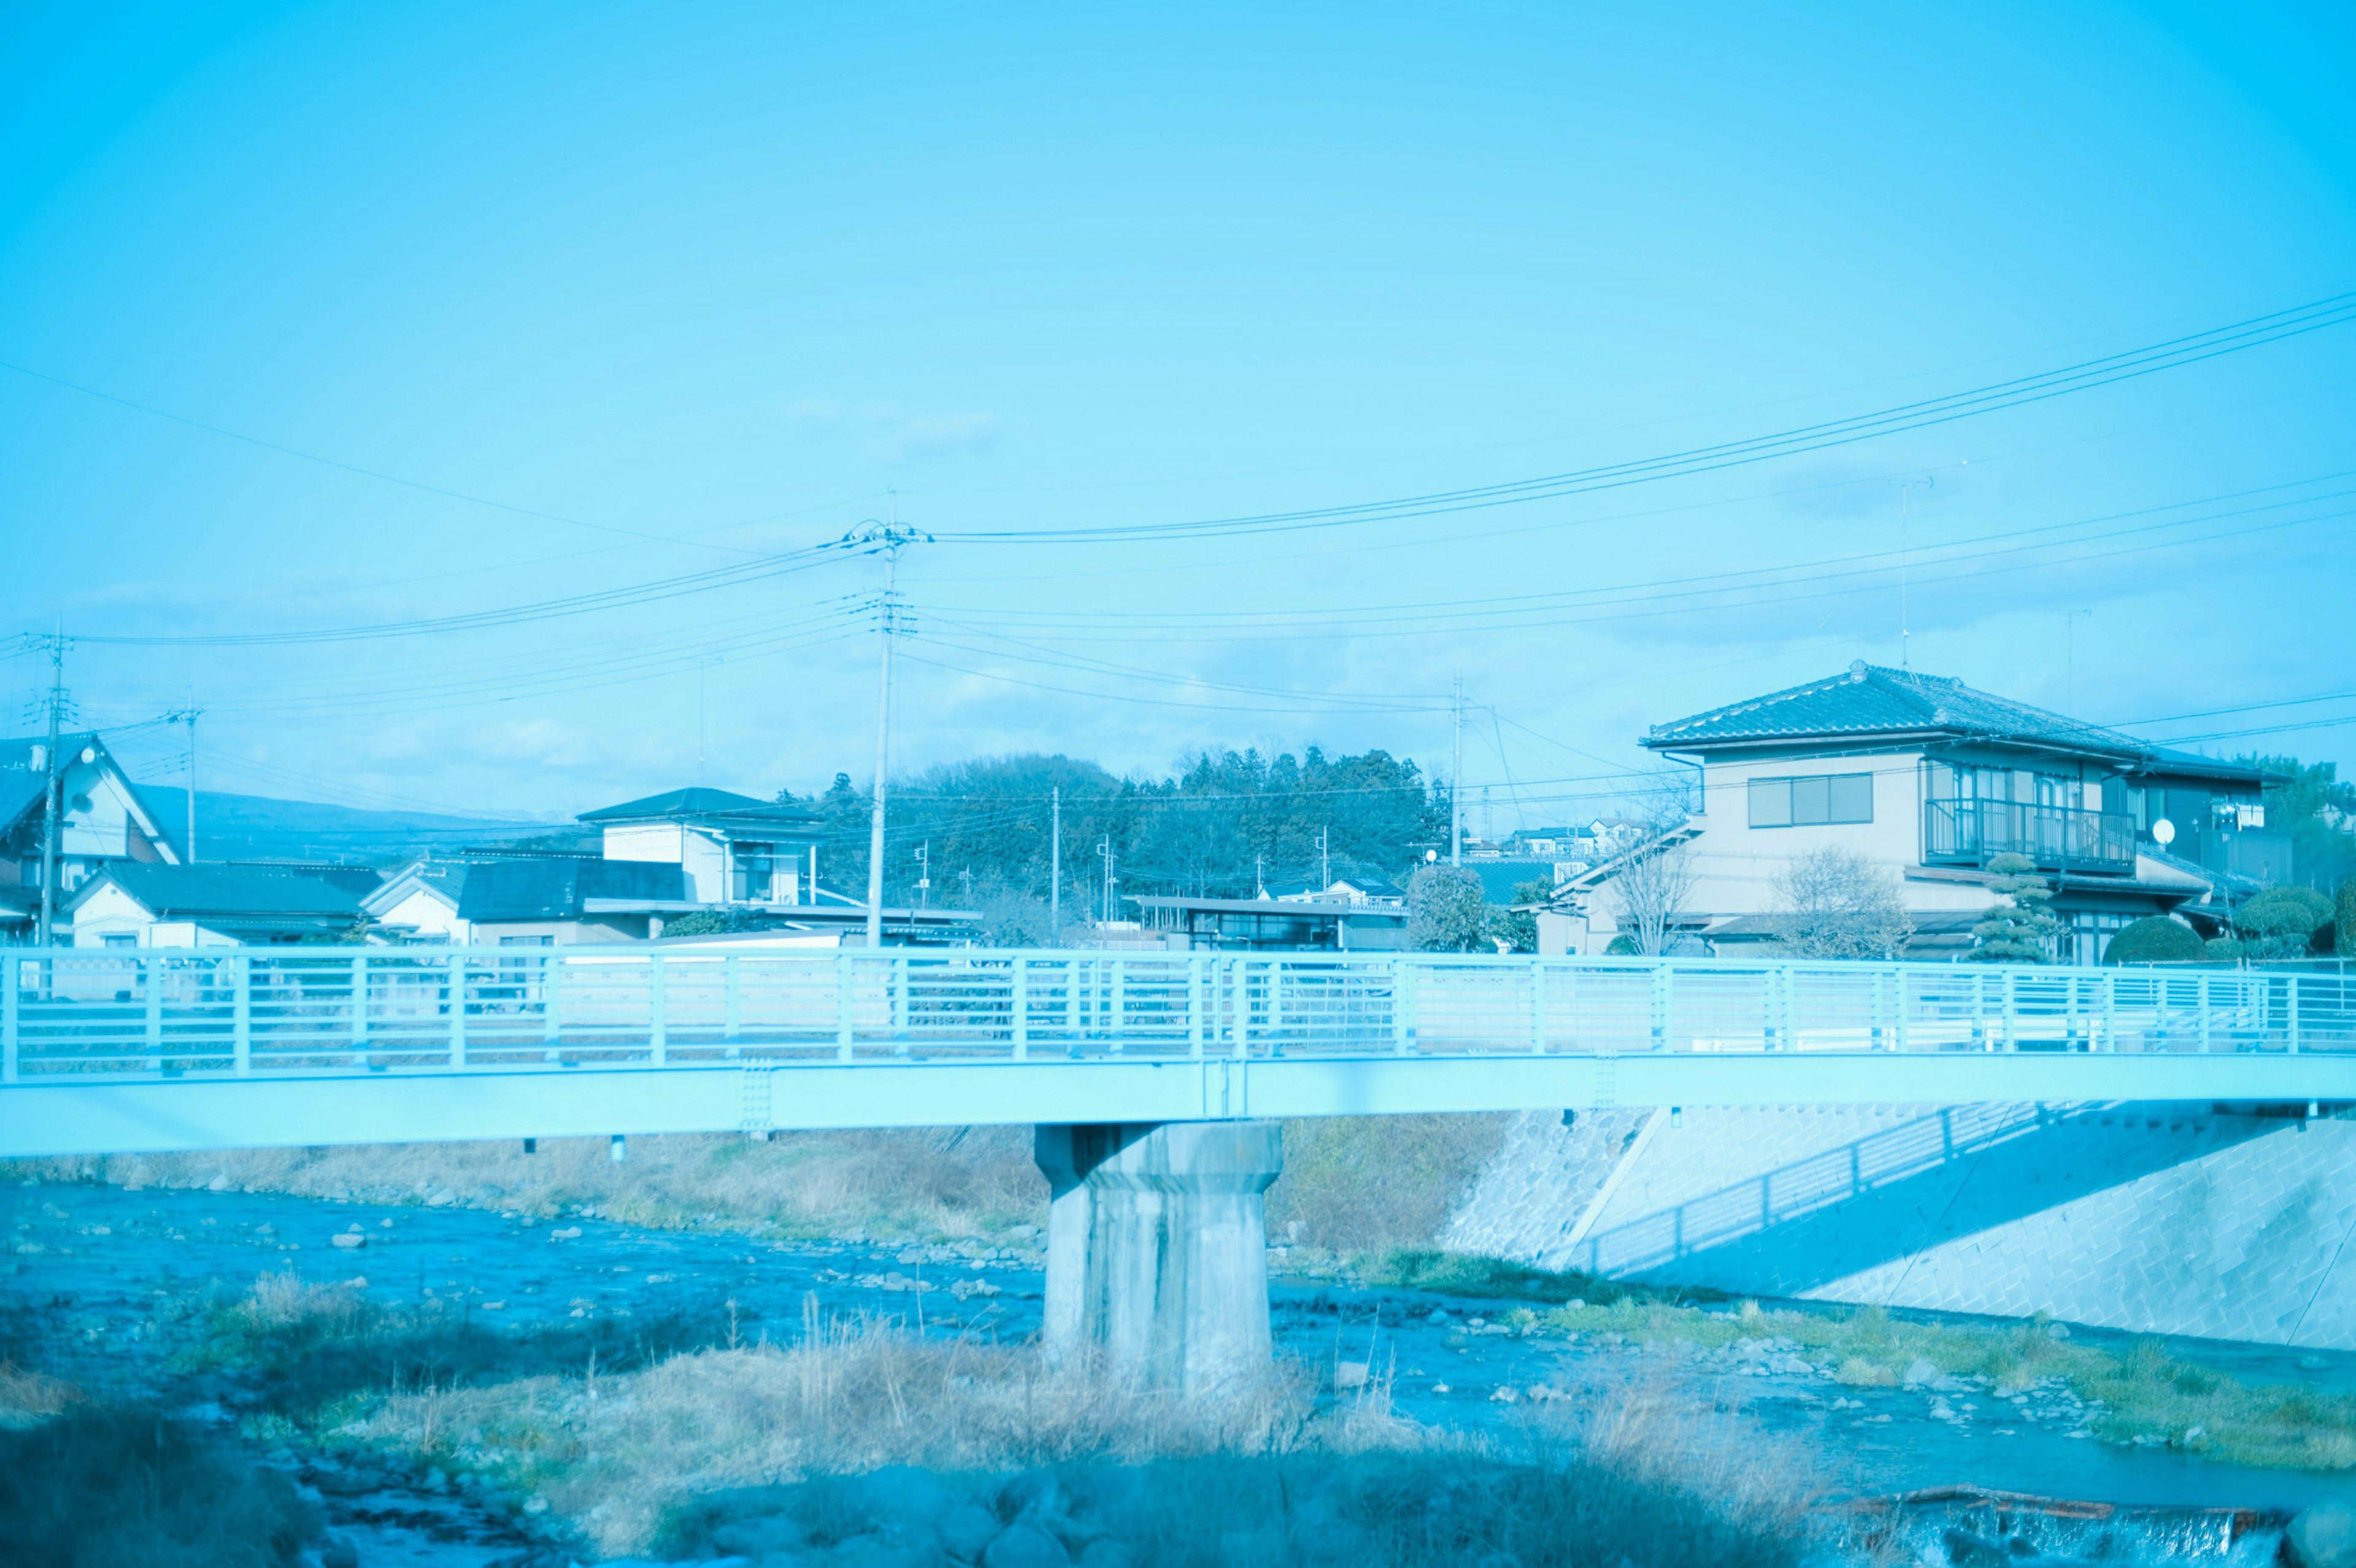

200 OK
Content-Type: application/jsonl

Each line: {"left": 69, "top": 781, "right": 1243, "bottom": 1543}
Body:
{"left": 2, "top": 1, "right": 2352, "bottom": 824}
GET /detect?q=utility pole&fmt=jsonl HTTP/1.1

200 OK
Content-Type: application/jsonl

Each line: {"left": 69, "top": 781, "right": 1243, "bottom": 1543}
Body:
{"left": 167, "top": 700, "right": 204, "bottom": 863}
{"left": 913, "top": 842, "right": 931, "bottom": 909}
{"left": 852, "top": 515, "right": 926, "bottom": 950}
{"left": 1318, "top": 825, "right": 1330, "bottom": 890}
{"left": 1450, "top": 672, "right": 1464, "bottom": 867}
{"left": 1096, "top": 835, "right": 1114, "bottom": 925}
{"left": 1255, "top": 853, "right": 1265, "bottom": 899}
{"left": 35, "top": 632, "right": 67, "bottom": 948}
{"left": 1050, "top": 786, "right": 1061, "bottom": 939}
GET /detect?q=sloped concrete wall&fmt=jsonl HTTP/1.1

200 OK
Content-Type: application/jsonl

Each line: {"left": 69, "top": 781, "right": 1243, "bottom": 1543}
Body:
{"left": 1448, "top": 1102, "right": 2356, "bottom": 1349}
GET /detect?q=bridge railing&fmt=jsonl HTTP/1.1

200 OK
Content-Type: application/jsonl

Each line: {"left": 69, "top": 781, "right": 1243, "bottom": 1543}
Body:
{"left": 2, "top": 947, "right": 2351, "bottom": 1080}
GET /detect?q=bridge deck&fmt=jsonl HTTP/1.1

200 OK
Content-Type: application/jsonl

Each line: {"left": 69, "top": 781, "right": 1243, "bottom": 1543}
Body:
{"left": 3, "top": 948, "right": 2350, "bottom": 1157}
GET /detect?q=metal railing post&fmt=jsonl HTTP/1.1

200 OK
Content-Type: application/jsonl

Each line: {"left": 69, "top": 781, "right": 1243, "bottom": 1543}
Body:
{"left": 1233, "top": 957, "right": 1249, "bottom": 1061}
{"left": 145, "top": 956, "right": 164, "bottom": 1071}
{"left": 543, "top": 955, "right": 563, "bottom": 1062}
{"left": 1066, "top": 955, "right": 1082, "bottom": 1040}
{"left": 836, "top": 953, "right": 856, "bottom": 1061}
{"left": 892, "top": 952, "right": 910, "bottom": 1051}
{"left": 447, "top": 953, "right": 466, "bottom": 1069}
{"left": 1871, "top": 969, "right": 1885, "bottom": 1051}
{"left": 1652, "top": 963, "right": 1673, "bottom": 1051}
{"left": 649, "top": 954, "right": 668, "bottom": 1067}
{"left": 3, "top": 954, "right": 18, "bottom": 1082}
{"left": 1012, "top": 958, "right": 1030, "bottom": 1059}
{"left": 1187, "top": 954, "right": 1203, "bottom": 1061}
{"left": 2001, "top": 969, "right": 2017, "bottom": 1051}
{"left": 350, "top": 953, "right": 369, "bottom": 1066}
{"left": 1111, "top": 957, "right": 1125, "bottom": 1055}
{"left": 234, "top": 954, "right": 253, "bottom": 1075}
{"left": 1393, "top": 955, "right": 1412, "bottom": 1055}
{"left": 1894, "top": 965, "right": 1912, "bottom": 1053}
{"left": 1531, "top": 961, "right": 1547, "bottom": 1054}
{"left": 723, "top": 955, "right": 742, "bottom": 1054}
{"left": 2198, "top": 973, "right": 2211, "bottom": 1054}
{"left": 2102, "top": 972, "right": 2116, "bottom": 1053}
{"left": 2287, "top": 974, "right": 2301, "bottom": 1054}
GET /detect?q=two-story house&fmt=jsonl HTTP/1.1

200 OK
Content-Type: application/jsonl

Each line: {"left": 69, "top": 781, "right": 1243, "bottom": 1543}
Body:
{"left": 579, "top": 787, "right": 827, "bottom": 905}
{"left": 1, "top": 732, "right": 184, "bottom": 939}
{"left": 1544, "top": 662, "right": 2269, "bottom": 964}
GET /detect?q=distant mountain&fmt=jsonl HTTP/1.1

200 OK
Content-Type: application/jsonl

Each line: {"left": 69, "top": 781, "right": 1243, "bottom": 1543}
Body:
{"left": 132, "top": 786, "right": 587, "bottom": 866}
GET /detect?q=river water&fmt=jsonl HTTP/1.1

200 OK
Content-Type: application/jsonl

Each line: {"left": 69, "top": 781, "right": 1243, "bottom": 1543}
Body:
{"left": 6, "top": 1179, "right": 2352, "bottom": 1564}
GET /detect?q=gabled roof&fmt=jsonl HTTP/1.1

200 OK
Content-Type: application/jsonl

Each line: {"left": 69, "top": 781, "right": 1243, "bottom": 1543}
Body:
{"left": 69, "top": 863, "right": 366, "bottom": 920}
{"left": 578, "top": 786, "right": 822, "bottom": 829}
{"left": 0, "top": 732, "right": 96, "bottom": 831}
{"left": 1644, "top": 663, "right": 2263, "bottom": 783}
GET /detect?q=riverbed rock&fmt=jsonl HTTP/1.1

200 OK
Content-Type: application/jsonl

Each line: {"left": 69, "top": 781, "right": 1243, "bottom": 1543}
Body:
{"left": 321, "top": 1535, "right": 360, "bottom": 1568}
{"left": 714, "top": 1515, "right": 808, "bottom": 1556}
{"left": 2288, "top": 1505, "right": 2356, "bottom": 1568}
{"left": 1901, "top": 1358, "right": 1941, "bottom": 1388}
{"left": 982, "top": 1524, "right": 1069, "bottom": 1568}
{"left": 849, "top": 1464, "right": 953, "bottom": 1528}
{"left": 939, "top": 1504, "right": 1000, "bottom": 1561}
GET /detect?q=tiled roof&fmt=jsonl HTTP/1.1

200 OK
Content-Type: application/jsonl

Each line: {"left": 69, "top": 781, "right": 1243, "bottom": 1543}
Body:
{"left": 1645, "top": 663, "right": 2262, "bottom": 782}
{"left": 579, "top": 787, "right": 821, "bottom": 826}
{"left": 75, "top": 863, "right": 366, "bottom": 920}
{"left": 450, "top": 857, "right": 688, "bottom": 921}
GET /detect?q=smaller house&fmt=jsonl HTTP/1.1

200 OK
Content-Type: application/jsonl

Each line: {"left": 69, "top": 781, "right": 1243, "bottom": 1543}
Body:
{"left": 1273, "top": 877, "right": 1407, "bottom": 908}
{"left": 67, "top": 864, "right": 369, "bottom": 947}
{"left": 580, "top": 788, "right": 826, "bottom": 906}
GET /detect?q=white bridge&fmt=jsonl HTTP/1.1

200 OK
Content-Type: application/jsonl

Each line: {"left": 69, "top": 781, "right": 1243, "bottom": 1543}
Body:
{"left": 3, "top": 947, "right": 2349, "bottom": 1159}
{"left": 8, "top": 945, "right": 2352, "bottom": 1391}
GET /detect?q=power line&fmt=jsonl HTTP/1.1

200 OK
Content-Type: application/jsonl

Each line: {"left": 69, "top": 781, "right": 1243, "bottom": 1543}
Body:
{"left": 931, "top": 290, "right": 2356, "bottom": 544}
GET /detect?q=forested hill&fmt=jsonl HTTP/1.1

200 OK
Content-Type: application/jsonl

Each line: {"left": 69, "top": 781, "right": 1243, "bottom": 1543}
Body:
{"left": 791, "top": 747, "right": 1452, "bottom": 911}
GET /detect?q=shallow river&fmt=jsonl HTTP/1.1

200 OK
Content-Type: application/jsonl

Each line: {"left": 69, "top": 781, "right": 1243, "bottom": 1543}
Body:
{"left": 6, "top": 1180, "right": 2353, "bottom": 1564}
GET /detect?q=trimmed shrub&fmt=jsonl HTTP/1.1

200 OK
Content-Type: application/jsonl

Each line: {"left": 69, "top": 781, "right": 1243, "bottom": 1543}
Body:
{"left": 2103, "top": 916, "right": 2203, "bottom": 966}
{"left": 1604, "top": 934, "right": 1641, "bottom": 956}
{"left": 2234, "top": 885, "right": 2333, "bottom": 960}
{"left": 2338, "top": 880, "right": 2355, "bottom": 957}
{"left": 2204, "top": 936, "right": 2246, "bottom": 963}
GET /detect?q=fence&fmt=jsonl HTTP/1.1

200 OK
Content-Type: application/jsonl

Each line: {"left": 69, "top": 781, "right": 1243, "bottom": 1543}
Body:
{"left": 4, "top": 947, "right": 2352, "bottom": 1082}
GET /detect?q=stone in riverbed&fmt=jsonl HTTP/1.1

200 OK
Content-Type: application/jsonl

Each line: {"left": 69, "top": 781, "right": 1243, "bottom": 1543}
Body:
{"left": 2288, "top": 1505, "right": 2356, "bottom": 1568}
{"left": 939, "top": 1504, "right": 999, "bottom": 1561}
{"left": 332, "top": 1233, "right": 367, "bottom": 1250}
{"left": 984, "top": 1524, "right": 1069, "bottom": 1568}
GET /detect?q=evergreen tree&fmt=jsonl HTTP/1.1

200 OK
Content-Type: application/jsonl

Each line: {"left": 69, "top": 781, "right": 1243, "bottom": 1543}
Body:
{"left": 1966, "top": 852, "right": 2061, "bottom": 963}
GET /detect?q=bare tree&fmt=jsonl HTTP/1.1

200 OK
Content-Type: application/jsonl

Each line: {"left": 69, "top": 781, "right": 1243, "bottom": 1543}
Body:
{"left": 1607, "top": 836, "right": 1698, "bottom": 955}
{"left": 1770, "top": 847, "right": 1914, "bottom": 959}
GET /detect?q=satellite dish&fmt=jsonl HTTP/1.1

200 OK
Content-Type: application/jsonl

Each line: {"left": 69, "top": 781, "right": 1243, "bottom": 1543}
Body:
{"left": 2152, "top": 818, "right": 2176, "bottom": 847}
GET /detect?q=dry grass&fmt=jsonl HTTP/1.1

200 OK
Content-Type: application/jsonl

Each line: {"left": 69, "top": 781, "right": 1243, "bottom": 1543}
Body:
{"left": 328, "top": 1311, "right": 1809, "bottom": 1565}
{"left": 0, "top": 1408, "right": 320, "bottom": 1567}
{"left": 9, "top": 1126, "right": 1050, "bottom": 1239}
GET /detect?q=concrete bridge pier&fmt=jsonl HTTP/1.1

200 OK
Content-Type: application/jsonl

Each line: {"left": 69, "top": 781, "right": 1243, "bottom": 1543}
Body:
{"left": 1034, "top": 1120, "right": 1283, "bottom": 1393}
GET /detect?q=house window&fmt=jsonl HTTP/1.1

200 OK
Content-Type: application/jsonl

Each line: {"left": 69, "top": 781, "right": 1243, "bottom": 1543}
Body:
{"left": 731, "top": 843, "right": 777, "bottom": 902}
{"left": 102, "top": 933, "right": 137, "bottom": 948}
{"left": 1749, "top": 773, "right": 1873, "bottom": 828}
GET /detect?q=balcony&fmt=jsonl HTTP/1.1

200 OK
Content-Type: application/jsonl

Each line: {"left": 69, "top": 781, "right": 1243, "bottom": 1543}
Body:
{"left": 1923, "top": 799, "right": 2135, "bottom": 875}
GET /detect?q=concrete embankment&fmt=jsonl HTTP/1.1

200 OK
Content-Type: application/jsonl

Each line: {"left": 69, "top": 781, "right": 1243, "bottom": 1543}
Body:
{"left": 1449, "top": 1104, "right": 2356, "bottom": 1350}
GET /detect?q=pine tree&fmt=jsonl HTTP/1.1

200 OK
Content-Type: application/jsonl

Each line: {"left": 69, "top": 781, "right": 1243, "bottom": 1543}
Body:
{"left": 1967, "top": 852, "right": 2061, "bottom": 963}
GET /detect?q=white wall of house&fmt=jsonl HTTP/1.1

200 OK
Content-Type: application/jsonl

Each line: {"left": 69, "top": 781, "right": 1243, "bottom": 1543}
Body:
{"left": 1682, "top": 751, "right": 1997, "bottom": 925}
{"left": 601, "top": 821, "right": 729, "bottom": 902}
{"left": 6, "top": 749, "right": 179, "bottom": 893}
{"left": 67, "top": 880, "right": 154, "bottom": 946}
{"left": 371, "top": 883, "right": 471, "bottom": 944}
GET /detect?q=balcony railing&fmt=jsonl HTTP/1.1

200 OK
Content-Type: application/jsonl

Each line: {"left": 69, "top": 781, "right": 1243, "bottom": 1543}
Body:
{"left": 1923, "top": 799, "right": 2135, "bottom": 874}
